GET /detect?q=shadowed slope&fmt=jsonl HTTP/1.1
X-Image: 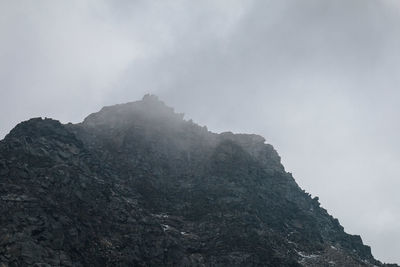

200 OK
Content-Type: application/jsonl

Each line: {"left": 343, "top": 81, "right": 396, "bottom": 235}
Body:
{"left": 0, "top": 95, "right": 397, "bottom": 266}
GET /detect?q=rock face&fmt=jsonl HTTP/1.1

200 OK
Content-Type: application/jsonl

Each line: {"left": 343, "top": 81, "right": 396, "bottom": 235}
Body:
{"left": 0, "top": 95, "right": 397, "bottom": 266}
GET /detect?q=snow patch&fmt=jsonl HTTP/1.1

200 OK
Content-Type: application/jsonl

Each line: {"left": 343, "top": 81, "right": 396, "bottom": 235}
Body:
{"left": 154, "top": 213, "right": 169, "bottom": 219}
{"left": 297, "top": 251, "right": 319, "bottom": 259}
{"left": 161, "top": 224, "right": 170, "bottom": 231}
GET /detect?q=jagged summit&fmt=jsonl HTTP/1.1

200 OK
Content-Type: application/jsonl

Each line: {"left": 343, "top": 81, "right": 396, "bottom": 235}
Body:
{"left": 141, "top": 93, "right": 162, "bottom": 103}
{"left": 82, "top": 94, "right": 184, "bottom": 128}
{"left": 0, "top": 95, "right": 397, "bottom": 266}
{"left": 81, "top": 95, "right": 268, "bottom": 151}
{"left": 5, "top": 117, "right": 81, "bottom": 146}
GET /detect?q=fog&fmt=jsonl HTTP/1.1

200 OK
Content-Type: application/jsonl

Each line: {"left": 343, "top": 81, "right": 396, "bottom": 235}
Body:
{"left": 1, "top": 0, "right": 400, "bottom": 263}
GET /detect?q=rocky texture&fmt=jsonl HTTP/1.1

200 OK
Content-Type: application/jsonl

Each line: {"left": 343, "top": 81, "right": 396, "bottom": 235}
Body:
{"left": 0, "top": 94, "right": 397, "bottom": 266}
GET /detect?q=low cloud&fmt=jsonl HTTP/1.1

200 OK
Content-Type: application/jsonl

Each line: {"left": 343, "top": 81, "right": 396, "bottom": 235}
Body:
{"left": 1, "top": 0, "right": 399, "bottom": 263}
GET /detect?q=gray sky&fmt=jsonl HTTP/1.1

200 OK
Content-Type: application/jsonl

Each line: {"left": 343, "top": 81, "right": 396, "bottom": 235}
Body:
{"left": 1, "top": 0, "right": 400, "bottom": 263}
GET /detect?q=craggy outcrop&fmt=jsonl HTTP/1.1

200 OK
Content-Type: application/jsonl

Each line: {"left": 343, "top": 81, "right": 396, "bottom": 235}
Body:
{"left": 0, "top": 95, "right": 397, "bottom": 266}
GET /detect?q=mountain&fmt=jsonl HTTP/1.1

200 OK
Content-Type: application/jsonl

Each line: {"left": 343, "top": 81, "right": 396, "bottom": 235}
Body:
{"left": 0, "top": 94, "right": 397, "bottom": 266}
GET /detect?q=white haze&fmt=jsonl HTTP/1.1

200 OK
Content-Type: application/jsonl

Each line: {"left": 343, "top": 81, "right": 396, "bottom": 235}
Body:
{"left": 1, "top": 0, "right": 400, "bottom": 263}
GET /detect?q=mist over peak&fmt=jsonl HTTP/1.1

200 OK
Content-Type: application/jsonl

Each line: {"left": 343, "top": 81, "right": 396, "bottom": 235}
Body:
{"left": 1, "top": 0, "right": 400, "bottom": 263}
{"left": 0, "top": 96, "right": 397, "bottom": 266}
{"left": 82, "top": 94, "right": 184, "bottom": 127}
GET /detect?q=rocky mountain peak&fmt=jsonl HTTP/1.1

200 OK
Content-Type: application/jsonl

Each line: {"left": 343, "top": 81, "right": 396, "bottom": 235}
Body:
{"left": 141, "top": 93, "right": 161, "bottom": 103}
{"left": 5, "top": 117, "right": 80, "bottom": 146}
{"left": 0, "top": 95, "right": 397, "bottom": 266}
{"left": 82, "top": 94, "right": 184, "bottom": 129}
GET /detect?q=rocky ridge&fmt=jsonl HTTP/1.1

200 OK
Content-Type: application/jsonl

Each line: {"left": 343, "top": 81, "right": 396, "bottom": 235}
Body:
{"left": 0, "top": 94, "right": 397, "bottom": 266}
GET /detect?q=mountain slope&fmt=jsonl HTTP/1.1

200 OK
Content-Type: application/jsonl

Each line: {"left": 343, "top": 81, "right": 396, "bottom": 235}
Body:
{"left": 0, "top": 95, "right": 396, "bottom": 266}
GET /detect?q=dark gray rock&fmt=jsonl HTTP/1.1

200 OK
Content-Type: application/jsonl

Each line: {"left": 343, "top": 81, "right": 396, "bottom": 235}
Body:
{"left": 0, "top": 95, "right": 397, "bottom": 267}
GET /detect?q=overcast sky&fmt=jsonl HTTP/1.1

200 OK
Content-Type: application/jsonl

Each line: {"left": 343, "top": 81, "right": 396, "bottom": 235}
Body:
{"left": 1, "top": 0, "right": 400, "bottom": 263}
